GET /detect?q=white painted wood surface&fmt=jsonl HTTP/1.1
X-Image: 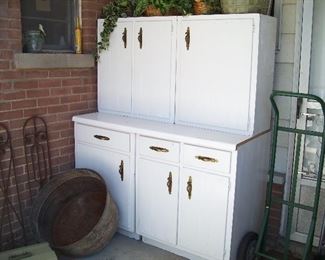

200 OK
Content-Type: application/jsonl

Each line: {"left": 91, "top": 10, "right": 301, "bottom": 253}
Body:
{"left": 132, "top": 19, "right": 176, "bottom": 121}
{"left": 76, "top": 13, "right": 277, "bottom": 259}
{"left": 73, "top": 114, "right": 270, "bottom": 259}
{"left": 98, "top": 20, "right": 133, "bottom": 114}
{"left": 75, "top": 129, "right": 135, "bottom": 233}
{"left": 178, "top": 168, "right": 229, "bottom": 260}
{"left": 229, "top": 132, "right": 270, "bottom": 260}
{"left": 75, "top": 123, "right": 130, "bottom": 152}
{"left": 97, "top": 17, "right": 176, "bottom": 123}
{"left": 72, "top": 113, "right": 250, "bottom": 151}
{"left": 136, "top": 159, "right": 179, "bottom": 245}
{"left": 182, "top": 144, "right": 231, "bottom": 174}
{"left": 97, "top": 15, "right": 276, "bottom": 135}
{"left": 176, "top": 17, "right": 253, "bottom": 133}
{"left": 138, "top": 135, "right": 180, "bottom": 163}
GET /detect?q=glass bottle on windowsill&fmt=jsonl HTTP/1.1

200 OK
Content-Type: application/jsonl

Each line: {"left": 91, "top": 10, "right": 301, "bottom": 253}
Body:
{"left": 75, "top": 17, "right": 82, "bottom": 54}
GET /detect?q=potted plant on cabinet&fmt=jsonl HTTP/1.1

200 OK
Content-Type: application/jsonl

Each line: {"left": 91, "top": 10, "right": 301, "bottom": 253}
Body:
{"left": 193, "top": 0, "right": 220, "bottom": 14}
{"left": 134, "top": 0, "right": 192, "bottom": 16}
{"left": 220, "top": 0, "right": 272, "bottom": 14}
{"left": 97, "top": 0, "right": 192, "bottom": 57}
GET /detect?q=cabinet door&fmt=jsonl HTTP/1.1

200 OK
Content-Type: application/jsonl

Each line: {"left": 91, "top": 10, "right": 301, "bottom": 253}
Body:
{"left": 98, "top": 20, "right": 133, "bottom": 114}
{"left": 75, "top": 142, "right": 134, "bottom": 232}
{"left": 176, "top": 18, "right": 254, "bottom": 133}
{"left": 132, "top": 19, "right": 176, "bottom": 122}
{"left": 178, "top": 168, "right": 229, "bottom": 259}
{"left": 136, "top": 159, "right": 179, "bottom": 245}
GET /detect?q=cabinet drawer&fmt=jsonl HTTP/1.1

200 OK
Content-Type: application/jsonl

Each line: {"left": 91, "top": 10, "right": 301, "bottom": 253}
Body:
{"left": 183, "top": 145, "right": 231, "bottom": 173}
{"left": 138, "top": 136, "right": 180, "bottom": 163}
{"left": 75, "top": 124, "right": 130, "bottom": 152}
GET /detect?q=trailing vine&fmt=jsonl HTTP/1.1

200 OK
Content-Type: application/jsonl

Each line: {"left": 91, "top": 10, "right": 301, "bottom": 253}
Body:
{"left": 97, "top": 0, "right": 132, "bottom": 59}
{"left": 97, "top": 0, "right": 194, "bottom": 59}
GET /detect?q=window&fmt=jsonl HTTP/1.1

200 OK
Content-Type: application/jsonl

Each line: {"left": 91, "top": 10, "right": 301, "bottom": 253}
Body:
{"left": 21, "top": 0, "right": 79, "bottom": 52}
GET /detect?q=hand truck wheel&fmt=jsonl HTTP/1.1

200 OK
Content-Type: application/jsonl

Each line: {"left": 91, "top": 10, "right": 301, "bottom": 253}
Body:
{"left": 237, "top": 232, "right": 258, "bottom": 260}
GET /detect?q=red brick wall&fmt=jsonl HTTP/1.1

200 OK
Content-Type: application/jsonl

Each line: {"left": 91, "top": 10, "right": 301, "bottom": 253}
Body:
{"left": 268, "top": 183, "right": 285, "bottom": 243}
{"left": 0, "top": 0, "right": 110, "bottom": 249}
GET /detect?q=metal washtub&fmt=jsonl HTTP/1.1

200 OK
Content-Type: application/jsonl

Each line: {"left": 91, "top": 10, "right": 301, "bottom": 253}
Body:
{"left": 31, "top": 169, "right": 118, "bottom": 257}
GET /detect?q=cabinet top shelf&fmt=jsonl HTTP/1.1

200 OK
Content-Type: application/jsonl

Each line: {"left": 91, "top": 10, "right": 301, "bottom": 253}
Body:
{"left": 73, "top": 113, "right": 269, "bottom": 151}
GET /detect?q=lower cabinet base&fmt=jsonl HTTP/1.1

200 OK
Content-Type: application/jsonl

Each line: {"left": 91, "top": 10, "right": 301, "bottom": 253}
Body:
{"left": 118, "top": 229, "right": 141, "bottom": 240}
{"left": 142, "top": 236, "right": 207, "bottom": 260}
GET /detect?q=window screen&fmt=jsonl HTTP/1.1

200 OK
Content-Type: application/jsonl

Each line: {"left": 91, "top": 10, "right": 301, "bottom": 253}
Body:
{"left": 21, "top": 0, "right": 78, "bottom": 52}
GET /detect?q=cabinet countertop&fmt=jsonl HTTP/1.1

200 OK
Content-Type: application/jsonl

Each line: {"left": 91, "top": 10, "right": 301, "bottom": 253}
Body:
{"left": 73, "top": 112, "right": 269, "bottom": 151}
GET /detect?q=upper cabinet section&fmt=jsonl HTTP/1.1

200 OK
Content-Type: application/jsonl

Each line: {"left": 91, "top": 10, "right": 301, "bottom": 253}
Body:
{"left": 98, "top": 20, "right": 133, "bottom": 115}
{"left": 98, "top": 14, "right": 276, "bottom": 136}
{"left": 176, "top": 15, "right": 276, "bottom": 135}
{"left": 98, "top": 17, "right": 177, "bottom": 123}
{"left": 132, "top": 20, "right": 177, "bottom": 121}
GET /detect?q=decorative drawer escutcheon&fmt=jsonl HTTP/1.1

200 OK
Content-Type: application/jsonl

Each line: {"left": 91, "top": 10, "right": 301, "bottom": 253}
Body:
{"left": 195, "top": 155, "right": 218, "bottom": 163}
{"left": 94, "top": 134, "right": 110, "bottom": 141}
{"left": 149, "top": 146, "right": 169, "bottom": 153}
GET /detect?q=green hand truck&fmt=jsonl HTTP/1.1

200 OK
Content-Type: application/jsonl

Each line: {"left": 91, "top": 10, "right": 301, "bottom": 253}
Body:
{"left": 239, "top": 91, "right": 325, "bottom": 259}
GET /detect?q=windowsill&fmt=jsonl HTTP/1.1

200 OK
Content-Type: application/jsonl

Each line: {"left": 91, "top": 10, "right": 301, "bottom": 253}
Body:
{"left": 14, "top": 53, "right": 95, "bottom": 69}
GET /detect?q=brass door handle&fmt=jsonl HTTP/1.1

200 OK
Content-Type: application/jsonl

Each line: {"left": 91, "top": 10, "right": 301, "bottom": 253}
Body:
{"left": 167, "top": 172, "right": 172, "bottom": 194}
{"left": 138, "top": 27, "right": 143, "bottom": 49}
{"left": 149, "top": 146, "right": 169, "bottom": 153}
{"left": 195, "top": 155, "right": 218, "bottom": 163}
{"left": 94, "top": 135, "right": 110, "bottom": 141}
{"left": 122, "top": 27, "right": 127, "bottom": 48}
{"left": 119, "top": 160, "right": 124, "bottom": 181}
{"left": 185, "top": 27, "right": 190, "bottom": 50}
{"left": 187, "top": 176, "right": 192, "bottom": 200}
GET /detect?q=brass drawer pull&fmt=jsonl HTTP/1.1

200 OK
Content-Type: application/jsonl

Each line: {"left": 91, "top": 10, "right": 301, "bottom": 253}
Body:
{"left": 195, "top": 155, "right": 218, "bottom": 163}
{"left": 185, "top": 27, "right": 190, "bottom": 50}
{"left": 138, "top": 27, "right": 143, "bottom": 49}
{"left": 149, "top": 146, "right": 169, "bottom": 153}
{"left": 187, "top": 176, "right": 192, "bottom": 200}
{"left": 167, "top": 172, "right": 172, "bottom": 194}
{"left": 119, "top": 160, "right": 124, "bottom": 181}
{"left": 122, "top": 27, "right": 127, "bottom": 48}
{"left": 94, "top": 135, "right": 110, "bottom": 141}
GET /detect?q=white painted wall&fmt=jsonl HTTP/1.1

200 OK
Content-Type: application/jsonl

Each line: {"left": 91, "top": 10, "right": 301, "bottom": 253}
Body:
{"left": 273, "top": 0, "right": 300, "bottom": 174}
{"left": 309, "top": 0, "right": 325, "bottom": 98}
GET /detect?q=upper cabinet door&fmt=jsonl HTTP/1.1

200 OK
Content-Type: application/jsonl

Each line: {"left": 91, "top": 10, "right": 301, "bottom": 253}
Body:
{"left": 176, "top": 17, "right": 254, "bottom": 134}
{"left": 132, "top": 19, "right": 177, "bottom": 122}
{"left": 98, "top": 20, "right": 133, "bottom": 114}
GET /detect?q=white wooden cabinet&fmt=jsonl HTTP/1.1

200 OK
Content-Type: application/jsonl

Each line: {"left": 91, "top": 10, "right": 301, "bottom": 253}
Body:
{"left": 98, "top": 17, "right": 176, "bottom": 122}
{"left": 74, "top": 124, "right": 135, "bottom": 234}
{"left": 75, "top": 13, "right": 276, "bottom": 260}
{"left": 73, "top": 113, "right": 271, "bottom": 259}
{"left": 98, "top": 14, "right": 276, "bottom": 135}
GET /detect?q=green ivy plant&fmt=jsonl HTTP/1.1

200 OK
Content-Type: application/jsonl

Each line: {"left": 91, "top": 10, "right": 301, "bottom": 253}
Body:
{"left": 97, "top": 0, "right": 192, "bottom": 58}
{"left": 97, "top": 0, "right": 133, "bottom": 58}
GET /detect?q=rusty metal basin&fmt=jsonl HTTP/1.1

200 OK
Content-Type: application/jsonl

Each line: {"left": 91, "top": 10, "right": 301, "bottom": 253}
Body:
{"left": 31, "top": 169, "right": 118, "bottom": 257}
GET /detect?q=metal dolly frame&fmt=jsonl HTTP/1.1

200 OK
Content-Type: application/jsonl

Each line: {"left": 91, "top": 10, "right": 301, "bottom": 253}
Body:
{"left": 255, "top": 91, "right": 325, "bottom": 260}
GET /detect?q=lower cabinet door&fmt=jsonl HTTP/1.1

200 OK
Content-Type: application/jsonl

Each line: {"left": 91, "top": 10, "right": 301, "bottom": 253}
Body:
{"left": 75, "top": 142, "right": 134, "bottom": 232}
{"left": 178, "top": 168, "right": 230, "bottom": 259}
{"left": 136, "top": 158, "right": 179, "bottom": 245}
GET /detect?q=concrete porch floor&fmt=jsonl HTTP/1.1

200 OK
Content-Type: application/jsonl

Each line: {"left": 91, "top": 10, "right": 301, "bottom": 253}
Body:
{"left": 58, "top": 234, "right": 187, "bottom": 260}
